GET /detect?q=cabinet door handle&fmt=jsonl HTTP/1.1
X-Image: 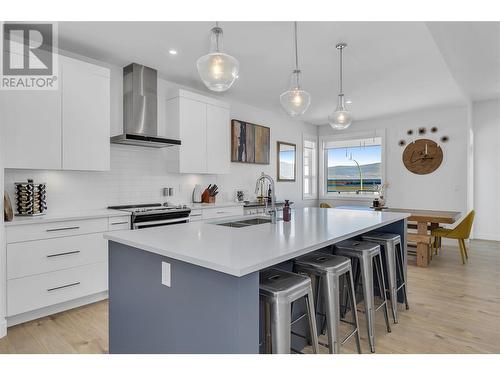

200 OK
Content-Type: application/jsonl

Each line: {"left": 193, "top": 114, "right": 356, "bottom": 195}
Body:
{"left": 110, "top": 221, "right": 128, "bottom": 225}
{"left": 190, "top": 213, "right": 202, "bottom": 217}
{"left": 46, "top": 226, "right": 80, "bottom": 232}
{"left": 46, "top": 250, "right": 81, "bottom": 258}
{"left": 47, "top": 282, "right": 81, "bottom": 292}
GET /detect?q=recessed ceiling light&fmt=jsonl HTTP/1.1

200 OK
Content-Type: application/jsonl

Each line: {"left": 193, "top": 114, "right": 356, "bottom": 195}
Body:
{"left": 168, "top": 49, "right": 178, "bottom": 55}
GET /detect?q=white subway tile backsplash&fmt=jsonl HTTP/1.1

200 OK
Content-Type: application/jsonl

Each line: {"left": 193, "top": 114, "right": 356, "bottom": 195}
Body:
{"left": 4, "top": 145, "right": 216, "bottom": 212}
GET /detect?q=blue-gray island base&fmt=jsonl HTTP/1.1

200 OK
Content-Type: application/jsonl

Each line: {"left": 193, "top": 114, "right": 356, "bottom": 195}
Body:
{"left": 108, "top": 214, "right": 407, "bottom": 354}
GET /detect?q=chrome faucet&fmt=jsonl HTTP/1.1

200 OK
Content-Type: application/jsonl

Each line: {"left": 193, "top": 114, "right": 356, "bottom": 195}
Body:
{"left": 255, "top": 172, "right": 277, "bottom": 224}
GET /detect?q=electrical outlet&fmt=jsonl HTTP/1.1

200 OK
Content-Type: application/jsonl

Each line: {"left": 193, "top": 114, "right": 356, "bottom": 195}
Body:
{"left": 161, "top": 262, "right": 171, "bottom": 287}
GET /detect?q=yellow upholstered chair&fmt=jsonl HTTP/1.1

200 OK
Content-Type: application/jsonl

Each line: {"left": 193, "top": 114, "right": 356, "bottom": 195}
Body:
{"left": 431, "top": 210, "right": 475, "bottom": 264}
{"left": 319, "top": 202, "right": 332, "bottom": 208}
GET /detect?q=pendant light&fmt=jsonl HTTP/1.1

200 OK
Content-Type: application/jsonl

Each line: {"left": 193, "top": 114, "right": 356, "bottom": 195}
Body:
{"left": 328, "top": 43, "right": 352, "bottom": 130}
{"left": 197, "top": 22, "right": 239, "bottom": 92}
{"left": 280, "top": 22, "right": 311, "bottom": 117}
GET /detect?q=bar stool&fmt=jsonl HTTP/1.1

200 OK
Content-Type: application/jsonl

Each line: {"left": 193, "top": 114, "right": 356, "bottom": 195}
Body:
{"left": 259, "top": 268, "right": 320, "bottom": 354}
{"left": 334, "top": 240, "right": 391, "bottom": 353}
{"left": 361, "top": 232, "right": 409, "bottom": 323}
{"left": 294, "top": 253, "right": 362, "bottom": 354}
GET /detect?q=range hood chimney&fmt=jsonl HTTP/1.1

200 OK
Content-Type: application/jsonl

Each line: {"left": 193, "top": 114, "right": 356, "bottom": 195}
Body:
{"left": 111, "top": 63, "right": 181, "bottom": 148}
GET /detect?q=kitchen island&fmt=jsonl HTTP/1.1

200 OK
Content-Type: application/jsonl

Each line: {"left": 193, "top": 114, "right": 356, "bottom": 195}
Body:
{"left": 104, "top": 207, "right": 409, "bottom": 354}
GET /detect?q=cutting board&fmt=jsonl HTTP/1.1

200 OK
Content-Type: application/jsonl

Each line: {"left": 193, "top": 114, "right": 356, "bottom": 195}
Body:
{"left": 4, "top": 190, "right": 13, "bottom": 222}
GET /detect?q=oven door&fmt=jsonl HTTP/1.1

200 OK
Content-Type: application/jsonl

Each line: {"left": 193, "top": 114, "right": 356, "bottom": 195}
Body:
{"left": 132, "top": 217, "right": 190, "bottom": 230}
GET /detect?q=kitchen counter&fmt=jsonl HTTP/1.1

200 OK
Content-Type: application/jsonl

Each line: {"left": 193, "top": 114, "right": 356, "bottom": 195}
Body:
{"left": 105, "top": 207, "right": 409, "bottom": 354}
{"left": 4, "top": 208, "right": 131, "bottom": 226}
{"left": 105, "top": 207, "right": 408, "bottom": 277}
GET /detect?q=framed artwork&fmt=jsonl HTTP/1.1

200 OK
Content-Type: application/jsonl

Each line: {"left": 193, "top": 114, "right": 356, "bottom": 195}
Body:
{"left": 231, "top": 119, "right": 270, "bottom": 164}
{"left": 277, "top": 141, "right": 296, "bottom": 181}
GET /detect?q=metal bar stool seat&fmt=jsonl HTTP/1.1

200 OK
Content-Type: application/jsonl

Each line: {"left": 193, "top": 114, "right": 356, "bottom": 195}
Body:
{"left": 294, "top": 252, "right": 362, "bottom": 354}
{"left": 333, "top": 239, "right": 391, "bottom": 353}
{"left": 260, "top": 268, "right": 320, "bottom": 354}
{"left": 361, "top": 232, "right": 409, "bottom": 323}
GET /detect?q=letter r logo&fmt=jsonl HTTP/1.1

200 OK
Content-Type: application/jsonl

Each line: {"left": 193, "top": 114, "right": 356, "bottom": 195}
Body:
{"left": 3, "top": 23, "right": 53, "bottom": 76}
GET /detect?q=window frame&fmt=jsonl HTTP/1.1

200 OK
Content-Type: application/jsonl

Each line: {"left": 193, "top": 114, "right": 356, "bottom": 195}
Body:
{"left": 302, "top": 133, "right": 318, "bottom": 200}
{"left": 319, "top": 129, "right": 386, "bottom": 201}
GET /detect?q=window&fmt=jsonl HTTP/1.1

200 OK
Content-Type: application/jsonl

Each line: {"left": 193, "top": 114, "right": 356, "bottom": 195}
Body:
{"left": 303, "top": 135, "right": 317, "bottom": 199}
{"left": 320, "top": 135, "right": 383, "bottom": 198}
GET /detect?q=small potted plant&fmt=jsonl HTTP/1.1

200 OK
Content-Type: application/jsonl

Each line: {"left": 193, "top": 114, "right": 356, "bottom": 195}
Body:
{"left": 374, "top": 182, "right": 389, "bottom": 208}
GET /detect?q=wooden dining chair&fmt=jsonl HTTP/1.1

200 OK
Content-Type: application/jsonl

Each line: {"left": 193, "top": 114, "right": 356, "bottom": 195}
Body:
{"left": 430, "top": 210, "right": 475, "bottom": 264}
{"left": 319, "top": 202, "right": 332, "bottom": 208}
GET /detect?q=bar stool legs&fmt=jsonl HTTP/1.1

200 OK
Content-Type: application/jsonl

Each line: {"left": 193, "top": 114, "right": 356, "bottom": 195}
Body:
{"left": 335, "top": 240, "right": 392, "bottom": 353}
{"left": 295, "top": 253, "right": 362, "bottom": 354}
{"left": 360, "top": 253, "right": 391, "bottom": 352}
{"left": 260, "top": 268, "right": 319, "bottom": 354}
{"left": 270, "top": 301, "right": 291, "bottom": 353}
{"left": 361, "top": 232, "right": 410, "bottom": 323}
{"left": 304, "top": 289, "right": 320, "bottom": 353}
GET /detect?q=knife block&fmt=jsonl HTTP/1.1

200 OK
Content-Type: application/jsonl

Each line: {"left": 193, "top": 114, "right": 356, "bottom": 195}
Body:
{"left": 201, "top": 189, "right": 216, "bottom": 204}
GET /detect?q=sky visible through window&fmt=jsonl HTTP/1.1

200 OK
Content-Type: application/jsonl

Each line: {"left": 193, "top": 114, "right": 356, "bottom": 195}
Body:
{"left": 328, "top": 145, "right": 381, "bottom": 166}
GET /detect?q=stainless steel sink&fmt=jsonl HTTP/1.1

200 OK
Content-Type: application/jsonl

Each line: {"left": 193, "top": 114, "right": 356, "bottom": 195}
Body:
{"left": 236, "top": 218, "right": 272, "bottom": 225}
{"left": 215, "top": 216, "right": 272, "bottom": 228}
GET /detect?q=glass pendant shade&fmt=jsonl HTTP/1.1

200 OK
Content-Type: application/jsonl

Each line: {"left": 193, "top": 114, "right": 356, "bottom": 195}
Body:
{"left": 280, "top": 70, "right": 311, "bottom": 117}
{"left": 197, "top": 26, "right": 239, "bottom": 92}
{"left": 329, "top": 43, "right": 352, "bottom": 130}
{"left": 328, "top": 94, "right": 352, "bottom": 129}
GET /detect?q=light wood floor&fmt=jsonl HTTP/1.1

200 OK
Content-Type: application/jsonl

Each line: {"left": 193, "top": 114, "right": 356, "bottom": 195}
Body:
{"left": 1, "top": 240, "right": 499, "bottom": 354}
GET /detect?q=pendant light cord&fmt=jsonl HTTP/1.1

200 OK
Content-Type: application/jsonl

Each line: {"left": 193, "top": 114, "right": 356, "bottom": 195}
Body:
{"left": 215, "top": 21, "right": 220, "bottom": 52}
{"left": 339, "top": 46, "right": 343, "bottom": 95}
{"left": 294, "top": 21, "right": 299, "bottom": 71}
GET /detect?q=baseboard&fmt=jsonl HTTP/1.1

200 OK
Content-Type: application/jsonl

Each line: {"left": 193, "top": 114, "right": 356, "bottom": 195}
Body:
{"left": 473, "top": 233, "right": 500, "bottom": 242}
{"left": 0, "top": 317, "right": 6, "bottom": 338}
{"left": 6, "top": 291, "right": 108, "bottom": 328}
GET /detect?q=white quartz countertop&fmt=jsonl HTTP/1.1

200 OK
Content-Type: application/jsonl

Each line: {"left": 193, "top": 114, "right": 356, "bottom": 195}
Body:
{"left": 104, "top": 207, "right": 409, "bottom": 277}
{"left": 4, "top": 209, "right": 131, "bottom": 226}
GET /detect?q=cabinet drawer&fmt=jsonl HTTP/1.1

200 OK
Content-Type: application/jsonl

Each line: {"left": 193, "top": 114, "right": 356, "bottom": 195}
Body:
{"left": 189, "top": 209, "right": 203, "bottom": 222}
{"left": 202, "top": 206, "right": 243, "bottom": 220}
{"left": 6, "top": 217, "right": 108, "bottom": 243}
{"left": 108, "top": 216, "right": 131, "bottom": 231}
{"left": 7, "top": 233, "right": 107, "bottom": 280}
{"left": 7, "top": 262, "right": 108, "bottom": 317}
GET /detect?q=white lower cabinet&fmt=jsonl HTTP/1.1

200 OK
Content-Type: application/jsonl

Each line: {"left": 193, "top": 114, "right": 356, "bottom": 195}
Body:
{"left": 7, "top": 233, "right": 107, "bottom": 280}
{"left": 5, "top": 213, "right": 129, "bottom": 323}
{"left": 7, "top": 262, "right": 107, "bottom": 317}
{"left": 189, "top": 209, "right": 203, "bottom": 222}
{"left": 202, "top": 206, "right": 244, "bottom": 220}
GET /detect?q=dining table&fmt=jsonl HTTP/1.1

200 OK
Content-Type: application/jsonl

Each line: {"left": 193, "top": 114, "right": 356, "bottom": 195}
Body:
{"left": 335, "top": 206, "right": 462, "bottom": 267}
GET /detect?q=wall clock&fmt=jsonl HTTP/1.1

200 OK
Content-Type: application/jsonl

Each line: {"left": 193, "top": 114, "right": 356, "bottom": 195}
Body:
{"left": 402, "top": 139, "right": 443, "bottom": 175}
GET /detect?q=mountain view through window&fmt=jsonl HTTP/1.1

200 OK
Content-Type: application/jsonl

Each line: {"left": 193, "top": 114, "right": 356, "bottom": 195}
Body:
{"left": 327, "top": 144, "right": 382, "bottom": 194}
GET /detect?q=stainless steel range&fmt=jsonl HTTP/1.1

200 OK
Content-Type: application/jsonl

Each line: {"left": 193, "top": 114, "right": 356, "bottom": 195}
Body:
{"left": 108, "top": 203, "right": 191, "bottom": 229}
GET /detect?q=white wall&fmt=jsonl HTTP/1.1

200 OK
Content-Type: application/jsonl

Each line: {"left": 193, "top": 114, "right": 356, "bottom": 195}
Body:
{"left": 0, "top": 142, "right": 6, "bottom": 338}
{"left": 473, "top": 99, "right": 500, "bottom": 240}
{"left": 318, "top": 105, "right": 469, "bottom": 217}
{"left": 4, "top": 51, "right": 318, "bottom": 212}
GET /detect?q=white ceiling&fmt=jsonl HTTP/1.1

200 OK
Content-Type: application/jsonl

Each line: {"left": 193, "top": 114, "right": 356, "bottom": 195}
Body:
{"left": 57, "top": 21, "right": 500, "bottom": 125}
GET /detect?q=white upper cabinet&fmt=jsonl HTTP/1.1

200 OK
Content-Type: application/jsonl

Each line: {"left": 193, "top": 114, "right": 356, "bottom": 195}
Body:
{"left": 0, "top": 55, "right": 110, "bottom": 171}
{"left": 0, "top": 80, "right": 62, "bottom": 170}
{"left": 61, "top": 57, "right": 110, "bottom": 171}
{"left": 206, "top": 104, "right": 230, "bottom": 174}
{"left": 165, "top": 89, "right": 230, "bottom": 174}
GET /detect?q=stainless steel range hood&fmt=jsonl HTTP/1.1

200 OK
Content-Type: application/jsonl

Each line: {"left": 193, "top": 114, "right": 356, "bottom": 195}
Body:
{"left": 111, "top": 63, "right": 181, "bottom": 148}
